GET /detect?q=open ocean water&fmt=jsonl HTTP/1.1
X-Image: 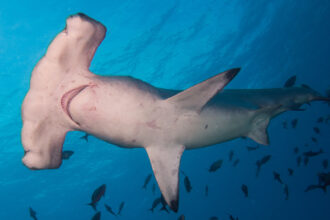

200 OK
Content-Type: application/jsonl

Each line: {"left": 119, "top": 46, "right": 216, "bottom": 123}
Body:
{"left": 0, "top": 0, "right": 330, "bottom": 219}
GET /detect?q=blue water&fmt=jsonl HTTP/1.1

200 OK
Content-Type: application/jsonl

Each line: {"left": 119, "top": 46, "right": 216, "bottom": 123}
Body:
{"left": 0, "top": 0, "right": 330, "bottom": 219}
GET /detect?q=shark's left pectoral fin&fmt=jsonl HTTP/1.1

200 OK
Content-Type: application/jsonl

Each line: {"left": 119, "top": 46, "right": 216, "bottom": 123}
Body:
{"left": 166, "top": 68, "right": 240, "bottom": 112}
{"left": 145, "top": 144, "right": 185, "bottom": 212}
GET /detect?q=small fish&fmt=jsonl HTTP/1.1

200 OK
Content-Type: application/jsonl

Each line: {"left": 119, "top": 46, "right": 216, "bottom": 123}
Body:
{"left": 303, "top": 157, "right": 309, "bottom": 166}
{"left": 105, "top": 204, "right": 117, "bottom": 216}
{"left": 317, "top": 117, "right": 324, "bottom": 123}
{"left": 227, "top": 213, "right": 239, "bottom": 220}
{"left": 283, "top": 75, "right": 296, "bottom": 88}
{"left": 149, "top": 197, "right": 161, "bottom": 212}
{"left": 205, "top": 185, "right": 209, "bottom": 197}
{"left": 160, "top": 195, "right": 169, "bottom": 213}
{"left": 283, "top": 184, "right": 289, "bottom": 200}
{"left": 80, "top": 133, "right": 89, "bottom": 142}
{"left": 241, "top": 184, "right": 248, "bottom": 197}
{"left": 304, "top": 184, "right": 325, "bottom": 192}
{"left": 232, "top": 159, "right": 240, "bottom": 167}
{"left": 229, "top": 150, "right": 234, "bottom": 161}
{"left": 178, "top": 214, "right": 185, "bottom": 220}
{"left": 322, "top": 159, "right": 328, "bottom": 169}
{"left": 142, "top": 174, "right": 152, "bottom": 189}
{"left": 246, "top": 146, "right": 259, "bottom": 151}
{"left": 29, "top": 207, "right": 37, "bottom": 220}
{"left": 288, "top": 168, "right": 294, "bottom": 176}
{"left": 91, "top": 211, "right": 101, "bottom": 220}
{"left": 88, "top": 184, "right": 106, "bottom": 211}
{"left": 291, "top": 118, "right": 298, "bottom": 128}
{"left": 209, "top": 159, "right": 223, "bottom": 172}
{"left": 273, "top": 171, "right": 283, "bottom": 184}
{"left": 303, "top": 149, "right": 324, "bottom": 157}
{"left": 293, "top": 147, "right": 299, "bottom": 154}
{"left": 296, "top": 156, "right": 302, "bottom": 167}
{"left": 183, "top": 175, "right": 192, "bottom": 193}
{"left": 256, "top": 155, "right": 271, "bottom": 177}
{"left": 282, "top": 121, "right": 287, "bottom": 129}
{"left": 311, "top": 137, "right": 318, "bottom": 143}
{"left": 209, "top": 217, "right": 218, "bottom": 220}
{"left": 117, "top": 201, "right": 125, "bottom": 215}
{"left": 152, "top": 183, "right": 156, "bottom": 194}
{"left": 61, "top": 150, "right": 74, "bottom": 160}
{"left": 313, "top": 127, "right": 321, "bottom": 134}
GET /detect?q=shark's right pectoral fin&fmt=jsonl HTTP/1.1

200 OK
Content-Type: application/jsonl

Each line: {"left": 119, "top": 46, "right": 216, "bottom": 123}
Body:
{"left": 145, "top": 144, "right": 185, "bottom": 212}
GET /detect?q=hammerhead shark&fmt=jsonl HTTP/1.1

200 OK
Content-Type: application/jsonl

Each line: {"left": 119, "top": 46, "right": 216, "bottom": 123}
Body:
{"left": 21, "top": 13, "right": 329, "bottom": 212}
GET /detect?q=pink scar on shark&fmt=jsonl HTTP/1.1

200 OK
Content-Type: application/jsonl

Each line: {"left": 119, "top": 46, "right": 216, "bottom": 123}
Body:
{"left": 146, "top": 120, "right": 161, "bottom": 129}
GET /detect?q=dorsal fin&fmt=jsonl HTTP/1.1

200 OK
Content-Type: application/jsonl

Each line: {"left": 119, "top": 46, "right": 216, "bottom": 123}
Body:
{"left": 145, "top": 144, "right": 185, "bottom": 212}
{"left": 166, "top": 68, "right": 240, "bottom": 112}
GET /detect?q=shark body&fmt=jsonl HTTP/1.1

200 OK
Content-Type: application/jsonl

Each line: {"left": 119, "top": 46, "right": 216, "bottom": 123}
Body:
{"left": 21, "top": 13, "right": 329, "bottom": 212}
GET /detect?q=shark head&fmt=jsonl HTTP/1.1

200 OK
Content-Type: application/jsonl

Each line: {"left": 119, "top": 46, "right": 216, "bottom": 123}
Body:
{"left": 21, "top": 13, "right": 106, "bottom": 169}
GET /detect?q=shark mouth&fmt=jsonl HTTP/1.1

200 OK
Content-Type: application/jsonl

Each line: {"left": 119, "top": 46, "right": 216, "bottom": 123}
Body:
{"left": 61, "top": 84, "right": 89, "bottom": 124}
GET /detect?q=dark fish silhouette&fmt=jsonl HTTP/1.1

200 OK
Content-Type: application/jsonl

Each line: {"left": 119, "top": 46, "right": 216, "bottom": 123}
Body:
{"left": 318, "top": 172, "right": 330, "bottom": 187}
{"left": 288, "top": 168, "right": 294, "bottom": 176}
{"left": 209, "top": 159, "right": 223, "bottom": 172}
{"left": 178, "top": 214, "right": 185, "bottom": 220}
{"left": 273, "top": 171, "right": 283, "bottom": 184}
{"left": 227, "top": 213, "right": 239, "bottom": 220}
{"left": 104, "top": 204, "right": 117, "bottom": 216}
{"left": 282, "top": 121, "right": 287, "bottom": 129}
{"left": 61, "top": 150, "right": 74, "bottom": 160}
{"left": 304, "top": 184, "right": 325, "bottom": 192}
{"left": 246, "top": 146, "right": 259, "bottom": 151}
{"left": 183, "top": 175, "right": 192, "bottom": 193}
{"left": 291, "top": 118, "right": 298, "bottom": 128}
{"left": 241, "top": 184, "right": 248, "bottom": 197}
{"left": 229, "top": 150, "right": 234, "bottom": 161}
{"left": 313, "top": 127, "right": 320, "bottom": 134}
{"left": 91, "top": 211, "right": 101, "bottom": 220}
{"left": 160, "top": 195, "right": 170, "bottom": 213}
{"left": 293, "top": 147, "right": 299, "bottom": 154}
{"left": 283, "top": 184, "right": 289, "bottom": 200}
{"left": 117, "top": 201, "right": 125, "bottom": 216}
{"left": 303, "top": 149, "right": 323, "bottom": 157}
{"left": 142, "top": 173, "right": 152, "bottom": 189}
{"left": 232, "top": 159, "right": 240, "bottom": 167}
{"left": 29, "top": 207, "right": 37, "bottom": 220}
{"left": 284, "top": 75, "right": 296, "bottom": 88}
{"left": 256, "top": 155, "right": 271, "bottom": 177}
{"left": 305, "top": 172, "right": 330, "bottom": 193}
{"left": 303, "top": 157, "right": 309, "bottom": 166}
{"left": 209, "top": 217, "right": 218, "bottom": 220}
{"left": 80, "top": 133, "right": 89, "bottom": 142}
{"left": 88, "top": 184, "right": 106, "bottom": 210}
{"left": 297, "top": 156, "right": 302, "bottom": 167}
{"left": 317, "top": 117, "right": 324, "bottom": 123}
{"left": 149, "top": 197, "right": 161, "bottom": 212}
{"left": 322, "top": 159, "right": 328, "bottom": 169}
{"left": 311, "top": 137, "right": 318, "bottom": 143}
{"left": 205, "top": 185, "right": 209, "bottom": 197}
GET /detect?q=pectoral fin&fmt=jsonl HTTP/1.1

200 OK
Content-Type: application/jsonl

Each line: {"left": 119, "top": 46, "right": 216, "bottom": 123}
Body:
{"left": 145, "top": 144, "right": 185, "bottom": 212}
{"left": 166, "top": 68, "right": 240, "bottom": 112}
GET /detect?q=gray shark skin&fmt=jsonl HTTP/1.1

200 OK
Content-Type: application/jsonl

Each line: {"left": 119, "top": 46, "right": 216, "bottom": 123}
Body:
{"left": 21, "top": 13, "right": 329, "bottom": 212}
